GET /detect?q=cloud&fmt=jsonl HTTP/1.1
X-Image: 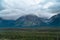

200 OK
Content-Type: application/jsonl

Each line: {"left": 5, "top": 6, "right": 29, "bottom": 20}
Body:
{"left": 43, "top": 2, "right": 54, "bottom": 9}
{"left": 0, "top": 0, "right": 59, "bottom": 20}
{"left": 0, "top": 9, "right": 28, "bottom": 20}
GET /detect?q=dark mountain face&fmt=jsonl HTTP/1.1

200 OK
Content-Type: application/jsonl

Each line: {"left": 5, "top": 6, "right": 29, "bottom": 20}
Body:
{"left": 49, "top": 14, "right": 60, "bottom": 27}
{"left": 0, "top": 14, "right": 60, "bottom": 28}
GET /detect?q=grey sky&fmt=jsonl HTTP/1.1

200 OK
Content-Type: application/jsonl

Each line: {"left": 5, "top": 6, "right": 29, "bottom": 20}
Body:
{"left": 0, "top": 0, "right": 60, "bottom": 20}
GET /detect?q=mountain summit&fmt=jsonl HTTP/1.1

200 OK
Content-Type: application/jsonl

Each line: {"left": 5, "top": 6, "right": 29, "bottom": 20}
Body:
{"left": 15, "top": 15, "right": 46, "bottom": 28}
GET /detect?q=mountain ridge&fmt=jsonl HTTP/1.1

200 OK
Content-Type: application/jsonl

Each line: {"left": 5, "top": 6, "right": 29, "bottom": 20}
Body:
{"left": 0, "top": 14, "right": 60, "bottom": 28}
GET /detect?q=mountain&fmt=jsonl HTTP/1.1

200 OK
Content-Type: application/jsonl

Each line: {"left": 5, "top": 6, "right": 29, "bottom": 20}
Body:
{"left": 15, "top": 14, "right": 60, "bottom": 28}
{"left": 0, "top": 14, "right": 60, "bottom": 28}
{"left": 0, "top": 18, "right": 15, "bottom": 28}
{"left": 49, "top": 14, "right": 60, "bottom": 27}
{"left": 15, "top": 15, "right": 47, "bottom": 28}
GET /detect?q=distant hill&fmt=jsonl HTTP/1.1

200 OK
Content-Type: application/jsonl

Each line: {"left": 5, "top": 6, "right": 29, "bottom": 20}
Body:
{"left": 0, "top": 18, "right": 15, "bottom": 28}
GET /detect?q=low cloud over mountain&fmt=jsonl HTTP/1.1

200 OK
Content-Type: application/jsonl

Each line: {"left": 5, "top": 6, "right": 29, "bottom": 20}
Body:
{"left": 0, "top": 0, "right": 60, "bottom": 20}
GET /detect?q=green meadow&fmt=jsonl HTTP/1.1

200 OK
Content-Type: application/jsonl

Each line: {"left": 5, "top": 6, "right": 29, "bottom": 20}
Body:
{"left": 0, "top": 28, "right": 60, "bottom": 40}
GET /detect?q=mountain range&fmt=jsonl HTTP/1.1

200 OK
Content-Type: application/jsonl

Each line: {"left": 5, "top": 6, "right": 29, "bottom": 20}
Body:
{"left": 0, "top": 14, "right": 60, "bottom": 28}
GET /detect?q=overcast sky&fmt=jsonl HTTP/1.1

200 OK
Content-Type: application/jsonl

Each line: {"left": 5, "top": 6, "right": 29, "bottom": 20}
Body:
{"left": 0, "top": 0, "right": 60, "bottom": 20}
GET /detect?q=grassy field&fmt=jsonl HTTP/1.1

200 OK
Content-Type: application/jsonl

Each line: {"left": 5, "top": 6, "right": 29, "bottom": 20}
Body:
{"left": 0, "top": 28, "right": 60, "bottom": 40}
